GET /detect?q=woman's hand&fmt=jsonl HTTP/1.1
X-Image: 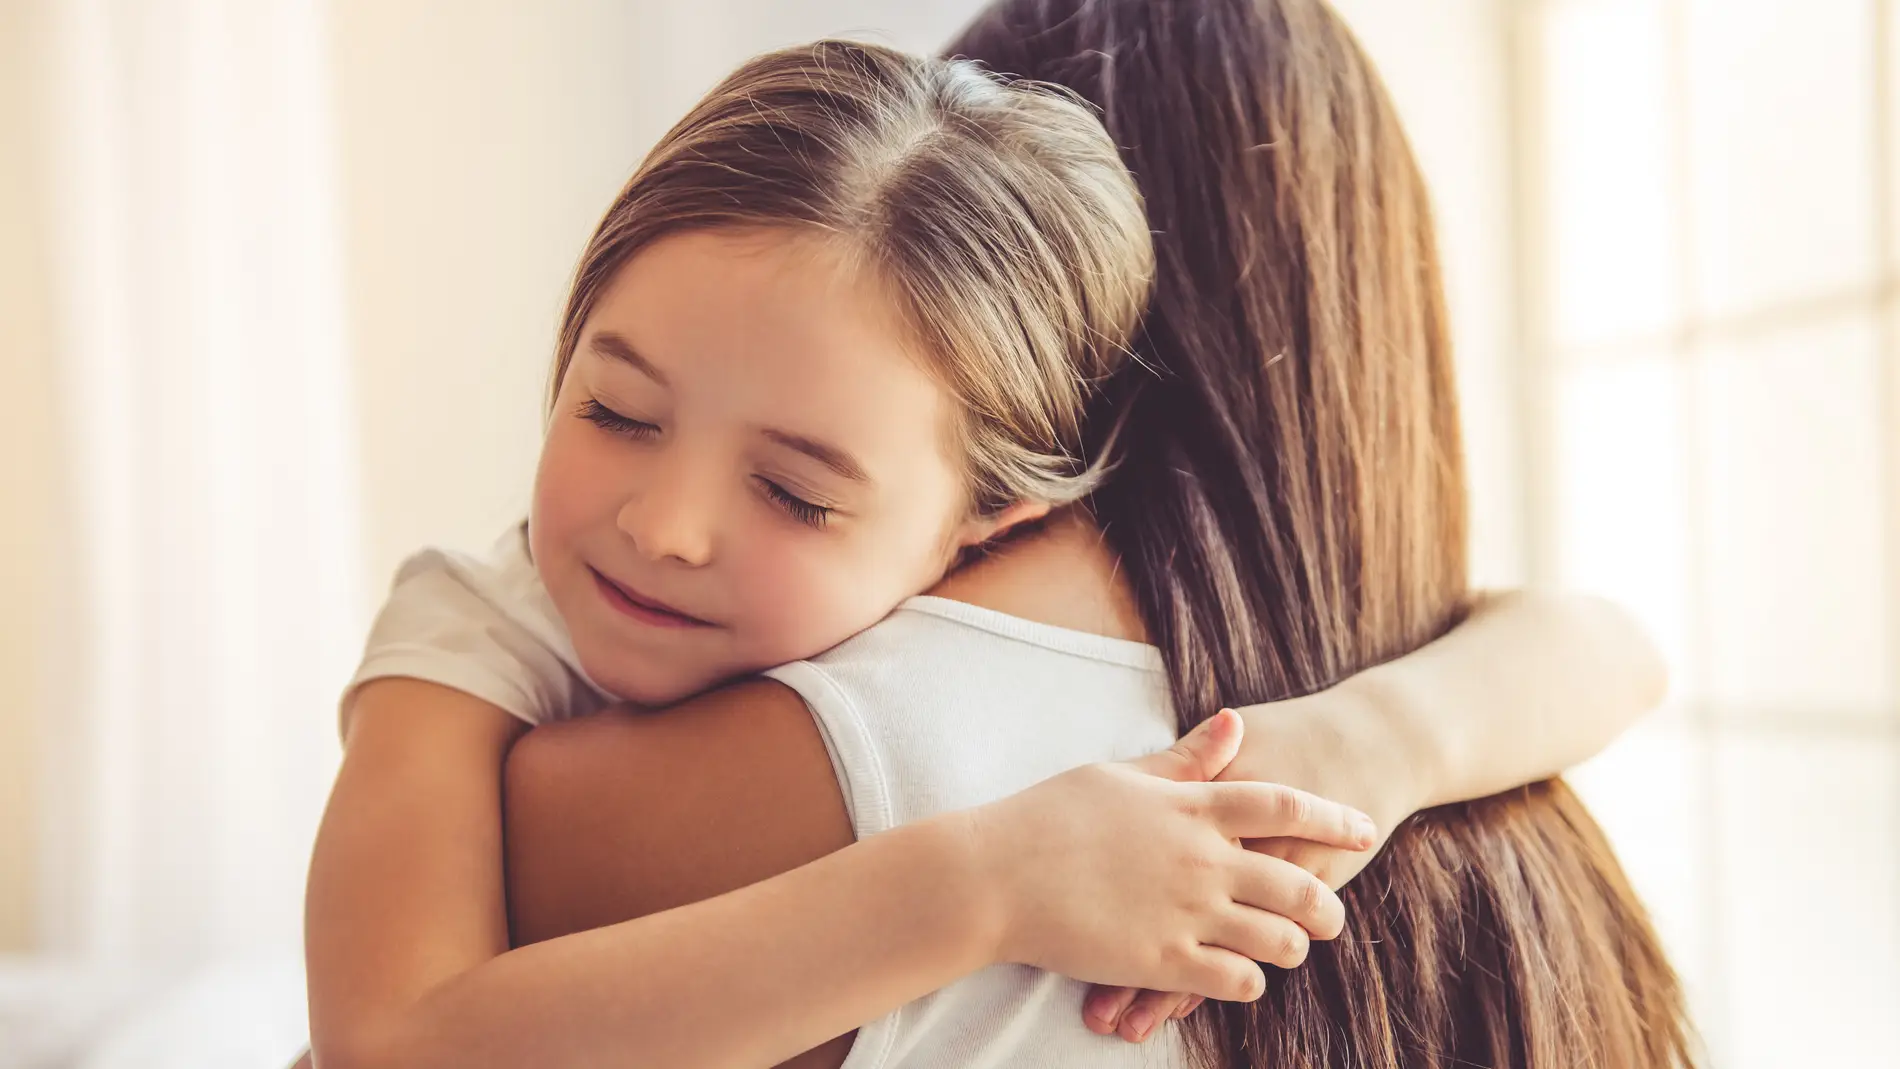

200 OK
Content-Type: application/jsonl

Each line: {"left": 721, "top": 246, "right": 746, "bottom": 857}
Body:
{"left": 963, "top": 709, "right": 1376, "bottom": 1004}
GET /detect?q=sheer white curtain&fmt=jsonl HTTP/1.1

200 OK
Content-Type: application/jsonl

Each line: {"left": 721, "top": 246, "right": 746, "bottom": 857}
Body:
{"left": 38, "top": 0, "right": 363, "bottom": 966}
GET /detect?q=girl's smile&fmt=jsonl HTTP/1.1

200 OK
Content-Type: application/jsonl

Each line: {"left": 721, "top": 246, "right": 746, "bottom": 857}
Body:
{"left": 588, "top": 566, "right": 719, "bottom": 629}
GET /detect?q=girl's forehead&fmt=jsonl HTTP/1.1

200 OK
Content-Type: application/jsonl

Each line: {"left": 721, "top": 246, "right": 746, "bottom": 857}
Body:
{"left": 585, "top": 229, "right": 961, "bottom": 473}
{"left": 603, "top": 229, "right": 908, "bottom": 364}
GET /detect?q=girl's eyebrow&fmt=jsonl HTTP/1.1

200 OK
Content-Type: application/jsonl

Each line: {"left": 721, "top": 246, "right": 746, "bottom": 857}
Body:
{"left": 590, "top": 332, "right": 668, "bottom": 386}
{"left": 762, "top": 429, "right": 869, "bottom": 483}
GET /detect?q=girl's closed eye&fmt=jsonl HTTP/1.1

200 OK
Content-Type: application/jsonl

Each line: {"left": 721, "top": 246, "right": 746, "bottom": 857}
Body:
{"left": 757, "top": 477, "right": 833, "bottom": 529}
{"left": 578, "top": 398, "right": 660, "bottom": 439}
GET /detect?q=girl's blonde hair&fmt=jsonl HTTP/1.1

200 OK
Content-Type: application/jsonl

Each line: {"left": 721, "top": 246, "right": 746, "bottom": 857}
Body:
{"left": 552, "top": 39, "right": 1154, "bottom": 512}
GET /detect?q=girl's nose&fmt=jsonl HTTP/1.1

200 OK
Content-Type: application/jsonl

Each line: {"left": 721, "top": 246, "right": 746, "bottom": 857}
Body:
{"left": 617, "top": 466, "right": 716, "bottom": 567}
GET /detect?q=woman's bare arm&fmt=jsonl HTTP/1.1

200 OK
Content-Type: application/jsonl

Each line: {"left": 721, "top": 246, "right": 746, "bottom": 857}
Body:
{"left": 501, "top": 679, "right": 861, "bottom": 1069}
{"left": 1086, "top": 590, "right": 1668, "bottom": 1037}
{"left": 938, "top": 520, "right": 1665, "bottom": 857}
{"left": 1227, "top": 589, "right": 1666, "bottom": 866}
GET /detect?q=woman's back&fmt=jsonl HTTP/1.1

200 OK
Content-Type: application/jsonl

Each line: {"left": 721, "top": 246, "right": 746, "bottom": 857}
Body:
{"left": 762, "top": 521, "right": 1194, "bottom": 1068}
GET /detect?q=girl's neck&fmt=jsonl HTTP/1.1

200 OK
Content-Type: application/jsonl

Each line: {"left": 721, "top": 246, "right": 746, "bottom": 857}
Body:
{"left": 927, "top": 506, "right": 1148, "bottom": 643}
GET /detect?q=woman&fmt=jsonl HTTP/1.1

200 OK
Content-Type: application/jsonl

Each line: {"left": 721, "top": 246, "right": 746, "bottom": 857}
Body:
{"left": 947, "top": 2, "right": 1696, "bottom": 1063}
{"left": 501, "top": 0, "right": 1693, "bottom": 1066}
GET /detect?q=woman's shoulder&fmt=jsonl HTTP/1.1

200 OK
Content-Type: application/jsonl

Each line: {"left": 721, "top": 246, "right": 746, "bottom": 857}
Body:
{"left": 506, "top": 677, "right": 854, "bottom": 948}
{"left": 927, "top": 509, "right": 1148, "bottom": 644}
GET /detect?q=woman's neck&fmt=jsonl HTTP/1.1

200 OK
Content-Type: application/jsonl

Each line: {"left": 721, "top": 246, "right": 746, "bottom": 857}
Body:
{"left": 927, "top": 506, "right": 1148, "bottom": 643}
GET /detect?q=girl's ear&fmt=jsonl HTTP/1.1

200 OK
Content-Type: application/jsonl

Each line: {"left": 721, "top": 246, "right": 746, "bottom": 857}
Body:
{"left": 952, "top": 499, "right": 1053, "bottom": 551}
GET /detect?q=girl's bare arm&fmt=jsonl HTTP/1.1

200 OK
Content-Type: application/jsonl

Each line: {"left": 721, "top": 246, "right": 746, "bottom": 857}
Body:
{"left": 304, "top": 680, "right": 1366, "bottom": 1069}
{"left": 305, "top": 679, "right": 993, "bottom": 1069}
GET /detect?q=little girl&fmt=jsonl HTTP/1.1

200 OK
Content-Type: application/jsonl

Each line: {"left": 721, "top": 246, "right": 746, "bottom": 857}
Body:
{"left": 303, "top": 39, "right": 1661, "bottom": 1069}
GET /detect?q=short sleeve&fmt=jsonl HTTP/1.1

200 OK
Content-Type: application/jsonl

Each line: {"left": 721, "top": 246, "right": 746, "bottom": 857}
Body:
{"left": 342, "top": 530, "right": 607, "bottom": 736}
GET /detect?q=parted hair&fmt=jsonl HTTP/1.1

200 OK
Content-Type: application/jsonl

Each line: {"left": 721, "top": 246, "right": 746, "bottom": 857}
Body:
{"left": 552, "top": 39, "right": 1154, "bottom": 514}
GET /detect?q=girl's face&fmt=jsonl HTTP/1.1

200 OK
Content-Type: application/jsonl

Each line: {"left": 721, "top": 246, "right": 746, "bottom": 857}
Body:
{"left": 531, "top": 227, "right": 1032, "bottom": 705}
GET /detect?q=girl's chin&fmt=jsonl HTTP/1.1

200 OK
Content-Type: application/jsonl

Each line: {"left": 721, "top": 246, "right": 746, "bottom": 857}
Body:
{"left": 582, "top": 655, "right": 727, "bottom": 710}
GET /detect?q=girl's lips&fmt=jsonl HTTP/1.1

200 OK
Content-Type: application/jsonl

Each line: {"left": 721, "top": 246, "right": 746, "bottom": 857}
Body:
{"left": 588, "top": 567, "right": 717, "bottom": 629}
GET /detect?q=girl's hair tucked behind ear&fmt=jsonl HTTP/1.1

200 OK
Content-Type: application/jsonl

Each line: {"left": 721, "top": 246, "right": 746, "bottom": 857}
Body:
{"left": 553, "top": 40, "right": 1153, "bottom": 513}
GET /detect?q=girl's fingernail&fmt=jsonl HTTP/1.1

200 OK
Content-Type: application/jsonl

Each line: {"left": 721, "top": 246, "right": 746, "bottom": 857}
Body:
{"left": 1125, "top": 1007, "right": 1156, "bottom": 1041}
{"left": 1354, "top": 813, "right": 1377, "bottom": 841}
{"left": 1086, "top": 993, "right": 1122, "bottom": 1032}
{"left": 1195, "top": 709, "right": 1227, "bottom": 733}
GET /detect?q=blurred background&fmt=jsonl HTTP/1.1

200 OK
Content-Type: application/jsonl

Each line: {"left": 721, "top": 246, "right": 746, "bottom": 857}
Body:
{"left": 0, "top": 0, "right": 1890, "bottom": 1065}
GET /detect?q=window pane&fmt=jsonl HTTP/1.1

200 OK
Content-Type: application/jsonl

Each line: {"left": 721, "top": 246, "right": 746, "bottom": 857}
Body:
{"left": 1685, "top": 0, "right": 1878, "bottom": 317}
{"left": 1555, "top": 355, "right": 1695, "bottom": 691}
{"left": 1697, "top": 315, "right": 1890, "bottom": 715}
{"left": 1539, "top": 0, "right": 1680, "bottom": 350}
{"left": 1714, "top": 730, "right": 1900, "bottom": 1069}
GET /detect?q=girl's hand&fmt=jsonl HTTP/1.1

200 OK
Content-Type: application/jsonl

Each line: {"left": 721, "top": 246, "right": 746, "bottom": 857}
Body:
{"left": 1082, "top": 692, "right": 1420, "bottom": 1042}
{"left": 960, "top": 709, "right": 1376, "bottom": 1005}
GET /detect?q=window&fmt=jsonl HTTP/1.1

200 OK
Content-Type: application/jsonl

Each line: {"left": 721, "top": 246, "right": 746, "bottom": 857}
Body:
{"left": 1521, "top": 1, "right": 1900, "bottom": 1064}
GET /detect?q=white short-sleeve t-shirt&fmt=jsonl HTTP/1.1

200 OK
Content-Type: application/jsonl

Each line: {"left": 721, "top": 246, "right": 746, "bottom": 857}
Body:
{"left": 344, "top": 524, "right": 611, "bottom": 731}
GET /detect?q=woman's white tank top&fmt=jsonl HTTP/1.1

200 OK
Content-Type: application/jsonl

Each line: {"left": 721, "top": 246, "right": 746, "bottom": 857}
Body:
{"left": 765, "top": 596, "right": 1194, "bottom": 1069}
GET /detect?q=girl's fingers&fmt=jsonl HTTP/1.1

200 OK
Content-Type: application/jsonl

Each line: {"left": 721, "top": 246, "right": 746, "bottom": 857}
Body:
{"left": 1173, "top": 995, "right": 1205, "bottom": 1019}
{"left": 1129, "top": 709, "right": 1243, "bottom": 783}
{"left": 1204, "top": 781, "right": 1375, "bottom": 848}
{"left": 1212, "top": 906, "right": 1311, "bottom": 969}
{"left": 1229, "top": 852, "right": 1345, "bottom": 940}
{"left": 1176, "top": 943, "right": 1268, "bottom": 1003}
{"left": 1083, "top": 984, "right": 1140, "bottom": 1035}
{"left": 1117, "top": 989, "right": 1195, "bottom": 1042}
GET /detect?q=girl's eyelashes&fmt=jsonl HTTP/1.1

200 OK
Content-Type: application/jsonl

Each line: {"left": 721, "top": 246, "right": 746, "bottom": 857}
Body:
{"left": 577, "top": 396, "right": 834, "bottom": 529}
{"left": 578, "top": 398, "right": 659, "bottom": 439}
{"left": 757, "top": 477, "right": 833, "bottom": 529}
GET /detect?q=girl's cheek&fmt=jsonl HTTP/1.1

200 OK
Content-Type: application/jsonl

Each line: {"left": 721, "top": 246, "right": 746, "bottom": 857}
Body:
{"left": 534, "top": 423, "right": 618, "bottom": 536}
{"left": 530, "top": 457, "right": 575, "bottom": 555}
{"left": 735, "top": 536, "right": 888, "bottom": 659}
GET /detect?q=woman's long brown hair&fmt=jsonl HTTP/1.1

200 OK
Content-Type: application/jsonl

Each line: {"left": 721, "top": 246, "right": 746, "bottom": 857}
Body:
{"left": 948, "top": 1, "right": 1698, "bottom": 1065}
